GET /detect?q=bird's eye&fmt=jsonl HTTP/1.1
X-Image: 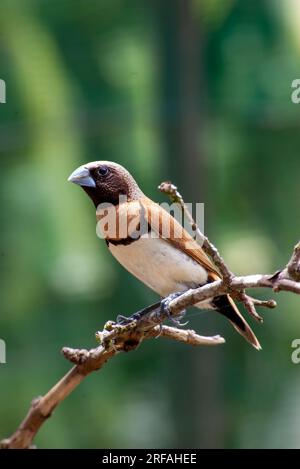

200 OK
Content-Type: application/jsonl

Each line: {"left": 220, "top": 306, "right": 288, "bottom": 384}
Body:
{"left": 98, "top": 166, "right": 109, "bottom": 176}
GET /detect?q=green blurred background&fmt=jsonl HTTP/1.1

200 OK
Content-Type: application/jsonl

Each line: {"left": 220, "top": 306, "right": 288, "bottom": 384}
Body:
{"left": 1, "top": 0, "right": 300, "bottom": 449}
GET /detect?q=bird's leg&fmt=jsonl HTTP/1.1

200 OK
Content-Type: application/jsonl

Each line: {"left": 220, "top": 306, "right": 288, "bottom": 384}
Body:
{"left": 117, "top": 292, "right": 188, "bottom": 327}
{"left": 116, "top": 300, "right": 162, "bottom": 325}
{"left": 160, "top": 292, "right": 188, "bottom": 326}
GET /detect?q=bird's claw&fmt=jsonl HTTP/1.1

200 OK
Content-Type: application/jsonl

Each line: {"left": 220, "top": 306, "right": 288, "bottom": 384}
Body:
{"left": 170, "top": 311, "right": 188, "bottom": 327}
{"left": 117, "top": 293, "right": 189, "bottom": 328}
{"left": 116, "top": 300, "right": 162, "bottom": 325}
{"left": 160, "top": 293, "right": 189, "bottom": 327}
{"left": 116, "top": 314, "right": 136, "bottom": 325}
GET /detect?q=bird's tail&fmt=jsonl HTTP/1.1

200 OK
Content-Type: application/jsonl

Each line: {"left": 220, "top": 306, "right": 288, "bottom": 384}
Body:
{"left": 213, "top": 294, "right": 261, "bottom": 350}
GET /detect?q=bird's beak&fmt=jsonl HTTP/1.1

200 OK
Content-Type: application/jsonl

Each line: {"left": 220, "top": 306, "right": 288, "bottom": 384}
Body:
{"left": 68, "top": 165, "right": 96, "bottom": 188}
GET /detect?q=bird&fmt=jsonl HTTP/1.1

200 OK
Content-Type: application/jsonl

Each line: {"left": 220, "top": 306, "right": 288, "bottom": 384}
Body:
{"left": 68, "top": 161, "right": 261, "bottom": 350}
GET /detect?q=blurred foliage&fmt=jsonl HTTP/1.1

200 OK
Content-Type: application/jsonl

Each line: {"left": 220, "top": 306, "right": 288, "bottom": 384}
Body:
{"left": 0, "top": 0, "right": 300, "bottom": 448}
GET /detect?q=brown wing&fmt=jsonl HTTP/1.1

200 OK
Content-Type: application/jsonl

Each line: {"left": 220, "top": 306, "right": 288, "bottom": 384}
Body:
{"left": 140, "top": 199, "right": 261, "bottom": 350}
{"left": 140, "top": 198, "right": 220, "bottom": 277}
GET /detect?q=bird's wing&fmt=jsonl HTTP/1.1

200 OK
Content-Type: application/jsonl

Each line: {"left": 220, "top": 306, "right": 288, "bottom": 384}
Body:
{"left": 101, "top": 198, "right": 260, "bottom": 350}
{"left": 141, "top": 198, "right": 261, "bottom": 350}
{"left": 140, "top": 198, "right": 220, "bottom": 278}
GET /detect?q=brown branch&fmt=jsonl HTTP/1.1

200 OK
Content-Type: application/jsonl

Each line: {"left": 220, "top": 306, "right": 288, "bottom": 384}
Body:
{"left": 237, "top": 292, "right": 263, "bottom": 323}
{"left": 1, "top": 182, "right": 300, "bottom": 449}
{"left": 165, "top": 267, "right": 300, "bottom": 316}
{"left": 158, "top": 181, "right": 233, "bottom": 282}
{"left": 244, "top": 297, "right": 277, "bottom": 309}
{"left": 0, "top": 320, "right": 224, "bottom": 449}
{"left": 158, "top": 181, "right": 299, "bottom": 320}
{"left": 287, "top": 241, "right": 300, "bottom": 281}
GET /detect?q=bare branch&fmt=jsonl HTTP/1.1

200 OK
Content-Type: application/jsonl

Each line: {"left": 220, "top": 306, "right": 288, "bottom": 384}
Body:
{"left": 287, "top": 241, "right": 300, "bottom": 281}
{"left": 237, "top": 292, "right": 263, "bottom": 323}
{"left": 155, "top": 325, "right": 225, "bottom": 346}
{"left": 158, "top": 181, "right": 233, "bottom": 282}
{"left": 0, "top": 319, "right": 224, "bottom": 449}
{"left": 242, "top": 296, "right": 277, "bottom": 309}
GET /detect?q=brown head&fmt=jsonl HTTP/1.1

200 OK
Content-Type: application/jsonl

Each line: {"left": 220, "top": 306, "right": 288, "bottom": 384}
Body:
{"left": 68, "top": 161, "right": 144, "bottom": 207}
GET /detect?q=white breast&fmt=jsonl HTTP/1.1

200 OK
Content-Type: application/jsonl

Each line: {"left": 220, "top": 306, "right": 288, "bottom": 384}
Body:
{"left": 108, "top": 232, "right": 208, "bottom": 297}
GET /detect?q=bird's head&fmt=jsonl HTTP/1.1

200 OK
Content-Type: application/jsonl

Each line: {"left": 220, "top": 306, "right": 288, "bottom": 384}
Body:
{"left": 68, "top": 161, "right": 143, "bottom": 207}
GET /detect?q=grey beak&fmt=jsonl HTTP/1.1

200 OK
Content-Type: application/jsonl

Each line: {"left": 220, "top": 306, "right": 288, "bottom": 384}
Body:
{"left": 68, "top": 166, "right": 96, "bottom": 188}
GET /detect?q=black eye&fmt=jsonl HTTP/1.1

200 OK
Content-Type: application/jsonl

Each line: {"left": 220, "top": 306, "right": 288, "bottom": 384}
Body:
{"left": 98, "top": 166, "right": 109, "bottom": 176}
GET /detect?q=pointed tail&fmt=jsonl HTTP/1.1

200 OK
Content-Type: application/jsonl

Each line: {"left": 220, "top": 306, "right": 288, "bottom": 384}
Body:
{"left": 213, "top": 294, "right": 261, "bottom": 350}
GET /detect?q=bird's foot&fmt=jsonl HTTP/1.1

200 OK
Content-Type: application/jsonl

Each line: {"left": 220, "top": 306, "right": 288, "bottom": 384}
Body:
{"left": 117, "top": 300, "right": 162, "bottom": 325}
{"left": 160, "top": 292, "right": 188, "bottom": 327}
{"left": 116, "top": 314, "right": 134, "bottom": 325}
{"left": 116, "top": 293, "right": 188, "bottom": 328}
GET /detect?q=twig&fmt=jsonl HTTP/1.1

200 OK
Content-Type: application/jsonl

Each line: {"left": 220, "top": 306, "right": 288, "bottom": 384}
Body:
{"left": 286, "top": 241, "right": 300, "bottom": 281}
{"left": 158, "top": 182, "right": 299, "bottom": 321}
{"left": 0, "top": 324, "right": 224, "bottom": 449}
{"left": 158, "top": 181, "right": 233, "bottom": 282}
{"left": 243, "top": 296, "right": 277, "bottom": 309}
{"left": 238, "top": 292, "right": 263, "bottom": 323}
